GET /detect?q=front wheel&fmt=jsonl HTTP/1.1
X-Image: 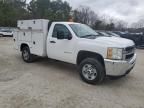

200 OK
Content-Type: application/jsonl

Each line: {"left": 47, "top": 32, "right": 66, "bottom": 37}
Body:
{"left": 79, "top": 58, "right": 105, "bottom": 84}
{"left": 22, "top": 46, "right": 33, "bottom": 63}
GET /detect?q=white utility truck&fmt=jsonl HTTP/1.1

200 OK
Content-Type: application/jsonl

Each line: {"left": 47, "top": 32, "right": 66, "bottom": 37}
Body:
{"left": 14, "top": 19, "right": 136, "bottom": 84}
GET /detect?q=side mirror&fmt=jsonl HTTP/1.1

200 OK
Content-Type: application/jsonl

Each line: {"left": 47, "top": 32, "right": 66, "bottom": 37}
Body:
{"left": 57, "top": 31, "right": 72, "bottom": 40}
{"left": 57, "top": 31, "right": 64, "bottom": 39}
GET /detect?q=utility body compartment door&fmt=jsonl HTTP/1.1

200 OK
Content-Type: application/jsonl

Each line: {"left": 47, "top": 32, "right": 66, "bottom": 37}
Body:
{"left": 18, "top": 30, "right": 32, "bottom": 42}
{"left": 31, "top": 30, "right": 46, "bottom": 56}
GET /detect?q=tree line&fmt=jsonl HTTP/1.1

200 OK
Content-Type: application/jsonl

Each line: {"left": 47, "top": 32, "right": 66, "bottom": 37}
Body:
{"left": 0, "top": 0, "right": 71, "bottom": 27}
{"left": 73, "top": 6, "right": 128, "bottom": 30}
{"left": 0, "top": 0, "right": 142, "bottom": 30}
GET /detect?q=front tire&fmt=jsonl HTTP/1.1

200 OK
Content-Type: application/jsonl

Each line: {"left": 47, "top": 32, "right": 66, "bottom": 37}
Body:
{"left": 22, "top": 46, "right": 33, "bottom": 63}
{"left": 79, "top": 58, "right": 105, "bottom": 84}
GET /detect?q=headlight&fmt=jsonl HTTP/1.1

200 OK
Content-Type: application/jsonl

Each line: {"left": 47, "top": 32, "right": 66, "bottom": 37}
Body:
{"left": 107, "top": 48, "right": 123, "bottom": 60}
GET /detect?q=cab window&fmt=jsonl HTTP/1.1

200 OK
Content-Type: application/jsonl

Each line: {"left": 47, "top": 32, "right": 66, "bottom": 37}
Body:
{"left": 52, "top": 24, "right": 71, "bottom": 38}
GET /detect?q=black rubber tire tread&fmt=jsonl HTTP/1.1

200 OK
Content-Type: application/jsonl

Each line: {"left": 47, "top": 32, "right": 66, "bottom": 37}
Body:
{"left": 79, "top": 58, "right": 105, "bottom": 84}
{"left": 22, "top": 46, "right": 34, "bottom": 63}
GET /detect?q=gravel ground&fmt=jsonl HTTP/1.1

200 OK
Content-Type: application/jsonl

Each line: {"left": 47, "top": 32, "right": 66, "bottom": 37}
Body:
{"left": 0, "top": 37, "right": 144, "bottom": 108}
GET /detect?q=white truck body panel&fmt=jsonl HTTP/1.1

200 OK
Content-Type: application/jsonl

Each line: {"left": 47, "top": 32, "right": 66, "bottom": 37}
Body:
{"left": 13, "top": 29, "right": 19, "bottom": 49}
{"left": 18, "top": 19, "right": 44, "bottom": 30}
{"left": 46, "top": 22, "right": 78, "bottom": 64}
{"left": 15, "top": 19, "right": 49, "bottom": 57}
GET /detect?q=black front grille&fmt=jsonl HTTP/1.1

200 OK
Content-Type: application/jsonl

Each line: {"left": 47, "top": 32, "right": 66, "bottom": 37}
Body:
{"left": 125, "top": 46, "right": 135, "bottom": 52}
{"left": 124, "top": 46, "right": 135, "bottom": 60}
{"left": 126, "top": 53, "right": 134, "bottom": 60}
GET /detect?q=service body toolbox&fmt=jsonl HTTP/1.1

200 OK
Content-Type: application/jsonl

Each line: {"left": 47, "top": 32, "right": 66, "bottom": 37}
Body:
{"left": 14, "top": 19, "right": 49, "bottom": 56}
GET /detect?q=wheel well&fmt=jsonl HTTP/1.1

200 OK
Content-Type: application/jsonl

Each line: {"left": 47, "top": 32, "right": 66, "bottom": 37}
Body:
{"left": 77, "top": 51, "right": 105, "bottom": 67}
{"left": 20, "top": 44, "right": 29, "bottom": 51}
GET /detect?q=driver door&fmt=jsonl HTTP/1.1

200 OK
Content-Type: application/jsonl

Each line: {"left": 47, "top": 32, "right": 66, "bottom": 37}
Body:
{"left": 47, "top": 24, "right": 75, "bottom": 63}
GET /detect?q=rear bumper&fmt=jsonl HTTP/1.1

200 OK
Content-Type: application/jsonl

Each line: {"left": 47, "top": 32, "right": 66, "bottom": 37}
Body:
{"left": 104, "top": 54, "right": 136, "bottom": 76}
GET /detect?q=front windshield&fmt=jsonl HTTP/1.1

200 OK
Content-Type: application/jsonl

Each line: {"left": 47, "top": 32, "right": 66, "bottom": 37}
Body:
{"left": 69, "top": 24, "right": 98, "bottom": 38}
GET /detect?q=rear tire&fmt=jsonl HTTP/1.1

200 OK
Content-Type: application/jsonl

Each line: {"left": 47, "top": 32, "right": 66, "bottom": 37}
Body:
{"left": 22, "top": 46, "right": 34, "bottom": 63}
{"left": 78, "top": 58, "right": 105, "bottom": 84}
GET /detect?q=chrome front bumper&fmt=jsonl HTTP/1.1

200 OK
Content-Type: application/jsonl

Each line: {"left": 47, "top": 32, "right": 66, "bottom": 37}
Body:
{"left": 104, "top": 54, "right": 136, "bottom": 76}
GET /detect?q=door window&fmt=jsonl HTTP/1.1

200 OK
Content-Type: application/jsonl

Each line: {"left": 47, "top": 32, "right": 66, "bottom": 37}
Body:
{"left": 52, "top": 24, "right": 71, "bottom": 38}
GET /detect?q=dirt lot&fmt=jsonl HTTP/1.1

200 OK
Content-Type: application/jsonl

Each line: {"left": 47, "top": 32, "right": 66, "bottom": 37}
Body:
{"left": 0, "top": 37, "right": 144, "bottom": 108}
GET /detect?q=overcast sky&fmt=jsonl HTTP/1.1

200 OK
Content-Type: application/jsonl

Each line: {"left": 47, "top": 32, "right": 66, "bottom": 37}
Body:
{"left": 27, "top": 0, "right": 144, "bottom": 24}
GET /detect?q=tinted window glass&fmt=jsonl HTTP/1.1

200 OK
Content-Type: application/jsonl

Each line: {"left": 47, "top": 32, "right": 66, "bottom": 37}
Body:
{"left": 52, "top": 24, "right": 71, "bottom": 38}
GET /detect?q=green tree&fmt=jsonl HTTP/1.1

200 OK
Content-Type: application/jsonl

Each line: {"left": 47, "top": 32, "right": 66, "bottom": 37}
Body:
{"left": 28, "top": 0, "right": 71, "bottom": 21}
{"left": 105, "top": 23, "right": 115, "bottom": 30}
{"left": 0, "top": 0, "right": 28, "bottom": 27}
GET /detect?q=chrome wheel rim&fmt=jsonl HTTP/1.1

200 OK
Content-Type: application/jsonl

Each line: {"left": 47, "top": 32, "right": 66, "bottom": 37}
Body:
{"left": 82, "top": 64, "right": 97, "bottom": 80}
{"left": 23, "top": 50, "right": 29, "bottom": 60}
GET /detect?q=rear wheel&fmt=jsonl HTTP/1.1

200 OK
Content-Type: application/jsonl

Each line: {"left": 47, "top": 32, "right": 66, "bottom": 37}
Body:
{"left": 79, "top": 58, "right": 105, "bottom": 84}
{"left": 22, "top": 46, "right": 33, "bottom": 63}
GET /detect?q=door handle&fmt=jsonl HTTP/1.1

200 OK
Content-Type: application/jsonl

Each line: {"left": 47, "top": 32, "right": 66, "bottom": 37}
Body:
{"left": 50, "top": 41, "right": 56, "bottom": 43}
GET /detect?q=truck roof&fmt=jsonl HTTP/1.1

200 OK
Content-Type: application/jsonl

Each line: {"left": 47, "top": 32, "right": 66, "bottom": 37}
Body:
{"left": 53, "top": 22, "right": 80, "bottom": 25}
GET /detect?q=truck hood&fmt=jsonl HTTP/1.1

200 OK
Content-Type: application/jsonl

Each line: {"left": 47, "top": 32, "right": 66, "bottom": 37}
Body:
{"left": 94, "top": 36, "right": 135, "bottom": 48}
